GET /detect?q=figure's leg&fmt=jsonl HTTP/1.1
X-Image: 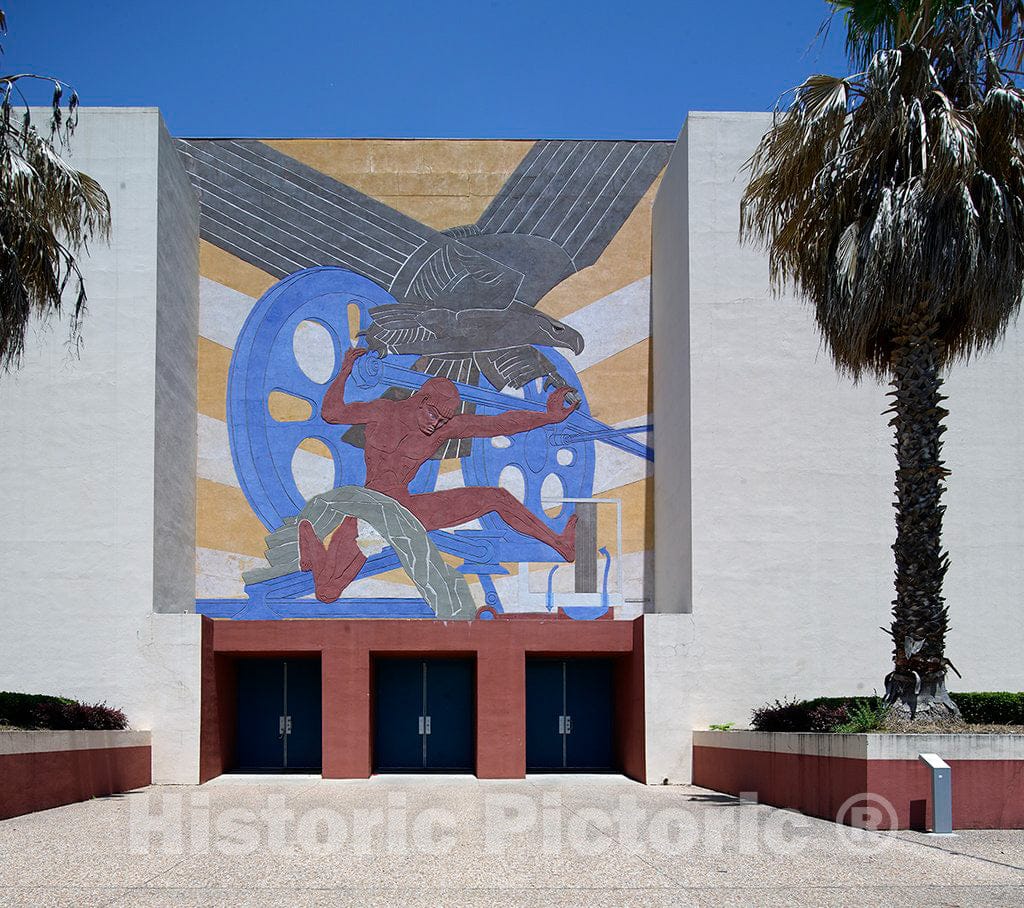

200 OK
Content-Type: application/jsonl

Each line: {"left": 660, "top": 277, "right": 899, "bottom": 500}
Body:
{"left": 322, "top": 520, "right": 366, "bottom": 600}
{"left": 298, "top": 517, "right": 366, "bottom": 603}
{"left": 298, "top": 519, "right": 325, "bottom": 574}
{"left": 404, "top": 488, "right": 577, "bottom": 561}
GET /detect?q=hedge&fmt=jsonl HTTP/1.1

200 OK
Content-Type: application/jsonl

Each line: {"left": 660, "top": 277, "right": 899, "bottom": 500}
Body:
{"left": 952, "top": 692, "right": 1024, "bottom": 725}
{"left": 0, "top": 692, "right": 128, "bottom": 731}
{"left": 750, "top": 692, "right": 1024, "bottom": 732}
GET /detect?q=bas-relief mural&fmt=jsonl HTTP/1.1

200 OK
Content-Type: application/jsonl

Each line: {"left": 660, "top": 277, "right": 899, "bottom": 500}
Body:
{"left": 182, "top": 139, "right": 669, "bottom": 620}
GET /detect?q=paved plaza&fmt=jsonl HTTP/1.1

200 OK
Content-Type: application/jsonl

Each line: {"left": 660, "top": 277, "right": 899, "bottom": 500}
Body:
{"left": 0, "top": 775, "right": 1022, "bottom": 906}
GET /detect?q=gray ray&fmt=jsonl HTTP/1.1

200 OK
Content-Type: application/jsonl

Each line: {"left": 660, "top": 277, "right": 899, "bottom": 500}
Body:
{"left": 178, "top": 138, "right": 434, "bottom": 285}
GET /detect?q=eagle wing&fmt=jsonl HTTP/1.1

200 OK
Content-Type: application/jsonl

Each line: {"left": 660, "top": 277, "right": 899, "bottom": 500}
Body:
{"left": 404, "top": 242, "right": 520, "bottom": 310}
{"left": 362, "top": 304, "right": 446, "bottom": 355}
{"left": 470, "top": 140, "right": 671, "bottom": 272}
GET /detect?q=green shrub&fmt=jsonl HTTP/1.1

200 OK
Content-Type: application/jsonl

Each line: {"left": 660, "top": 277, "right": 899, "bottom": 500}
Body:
{"left": 0, "top": 692, "right": 74, "bottom": 729}
{"left": 750, "top": 692, "right": 1024, "bottom": 732}
{"left": 834, "top": 700, "right": 890, "bottom": 733}
{"left": 950, "top": 692, "right": 1024, "bottom": 725}
{"left": 750, "top": 696, "right": 880, "bottom": 732}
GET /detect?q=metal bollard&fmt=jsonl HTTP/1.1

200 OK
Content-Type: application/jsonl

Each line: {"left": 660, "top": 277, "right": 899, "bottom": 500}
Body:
{"left": 918, "top": 753, "right": 954, "bottom": 835}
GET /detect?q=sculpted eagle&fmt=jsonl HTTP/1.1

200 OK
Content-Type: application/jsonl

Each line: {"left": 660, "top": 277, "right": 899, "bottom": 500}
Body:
{"left": 179, "top": 138, "right": 669, "bottom": 456}
{"left": 364, "top": 242, "right": 583, "bottom": 394}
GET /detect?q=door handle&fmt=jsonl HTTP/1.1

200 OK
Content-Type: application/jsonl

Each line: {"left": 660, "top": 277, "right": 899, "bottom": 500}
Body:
{"left": 558, "top": 715, "right": 564, "bottom": 735}
{"left": 285, "top": 715, "right": 293, "bottom": 735}
{"left": 565, "top": 715, "right": 572, "bottom": 735}
{"left": 279, "top": 715, "right": 285, "bottom": 738}
{"left": 419, "top": 715, "right": 431, "bottom": 735}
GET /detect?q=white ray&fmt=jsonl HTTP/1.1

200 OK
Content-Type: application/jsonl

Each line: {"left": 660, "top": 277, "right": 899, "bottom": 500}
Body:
{"left": 563, "top": 276, "right": 650, "bottom": 372}
{"left": 200, "top": 277, "right": 255, "bottom": 349}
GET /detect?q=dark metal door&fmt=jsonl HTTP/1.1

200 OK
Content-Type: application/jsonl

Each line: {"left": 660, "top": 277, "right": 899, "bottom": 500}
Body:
{"left": 235, "top": 658, "right": 322, "bottom": 771}
{"left": 565, "top": 659, "right": 614, "bottom": 770}
{"left": 526, "top": 659, "right": 615, "bottom": 771}
{"left": 236, "top": 659, "right": 285, "bottom": 771}
{"left": 525, "top": 660, "right": 565, "bottom": 770}
{"left": 374, "top": 659, "right": 474, "bottom": 772}
{"left": 284, "top": 658, "right": 322, "bottom": 771}
{"left": 374, "top": 659, "right": 425, "bottom": 771}
{"left": 425, "top": 659, "right": 474, "bottom": 771}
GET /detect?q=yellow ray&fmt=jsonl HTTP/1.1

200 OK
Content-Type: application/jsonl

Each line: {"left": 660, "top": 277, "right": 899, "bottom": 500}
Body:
{"left": 537, "top": 174, "right": 662, "bottom": 320}
{"left": 360, "top": 567, "right": 414, "bottom": 588}
{"left": 263, "top": 139, "right": 533, "bottom": 231}
{"left": 596, "top": 477, "right": 654, "bottom": 555}
{"left": 198, "top": 337, "right": 231, "bottom": 423}
{"left": 197, "top": 478, "right": 270, "bottom": 558}
{"left": 200, "top": 239, "right": 277, "bottom": 298}
{"left": 578, "top": 339, "right": 652, "bottom": 426}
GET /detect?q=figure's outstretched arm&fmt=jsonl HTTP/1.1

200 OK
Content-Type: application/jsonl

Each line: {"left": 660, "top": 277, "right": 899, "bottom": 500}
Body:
{"left": 321, "top": 348, "right": 387, "bottom": 425}
{"left": 444, "top": 387, "right": 579, "bottom": 439}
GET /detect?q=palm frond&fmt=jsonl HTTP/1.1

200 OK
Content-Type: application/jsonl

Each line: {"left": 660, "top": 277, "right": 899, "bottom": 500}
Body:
{"left": 742, "top": 2, "right": 1024, "bottom": 380}
{"left": 0, "top": 77, "right": 110, "bottom": 371}
{"left": 830, "top": 0, "right": 1024, "bottom": 72}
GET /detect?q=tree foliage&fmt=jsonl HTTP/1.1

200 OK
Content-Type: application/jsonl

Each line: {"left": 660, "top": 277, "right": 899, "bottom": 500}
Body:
{"left": 832, "top": 0, "right": 1024, "bottom": 70}
{"left": 741, "top": 1, "right": 1024, "bottom": 381}
{"left": 740, "top": 1, "right": 1024, "bottom": 721}
{"left": 0, "top": 8, "right": 110, "bottom": 373}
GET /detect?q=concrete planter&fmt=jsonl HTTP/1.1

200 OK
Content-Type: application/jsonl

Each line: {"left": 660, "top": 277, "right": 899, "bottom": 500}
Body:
{"left": 693, "top": 729, "right": 1024, "bottom": 830}
{"left": 0, "top": 730, "right": 151, "bottom": 820}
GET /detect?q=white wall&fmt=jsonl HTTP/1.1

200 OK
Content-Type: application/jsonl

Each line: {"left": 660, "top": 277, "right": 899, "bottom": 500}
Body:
{"left": 647, "top": 111, "right": 1024, "bottom": 783}
{"left": 0, "top": 109, "right": 202, "bottom": 783}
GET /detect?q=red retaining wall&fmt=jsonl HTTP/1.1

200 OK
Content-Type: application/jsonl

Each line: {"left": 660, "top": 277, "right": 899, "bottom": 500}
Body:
{"left": 0, "top": 743, "right": 151, "bottom": 821}
{"left": 694, "top": 740, "right": 1024, "bottom": 830}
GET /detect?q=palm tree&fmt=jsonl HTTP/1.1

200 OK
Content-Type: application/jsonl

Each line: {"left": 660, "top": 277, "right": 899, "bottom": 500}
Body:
{"left": 0, "top": 8, "right": 110, "bottom": 373}
{"left": 740, "top": 0, "right": 1024, "bottom": 724}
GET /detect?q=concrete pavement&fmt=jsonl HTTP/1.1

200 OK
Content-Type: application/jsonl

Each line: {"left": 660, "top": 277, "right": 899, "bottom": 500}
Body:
{"left": 0, "top": 775, "right": 1021, "bottom": 906}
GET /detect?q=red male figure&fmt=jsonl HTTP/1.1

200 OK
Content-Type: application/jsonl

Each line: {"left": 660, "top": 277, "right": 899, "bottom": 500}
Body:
{"left": 297, "top": 347, "right": 579, "bottom": 602}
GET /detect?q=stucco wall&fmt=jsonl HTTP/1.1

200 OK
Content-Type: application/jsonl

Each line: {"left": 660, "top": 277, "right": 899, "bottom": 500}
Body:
{"left": 647, "top": 111, "right": 1024, "bottom": 783}
{"left": 0, "top": 108, "right": 202, "bottom": 783}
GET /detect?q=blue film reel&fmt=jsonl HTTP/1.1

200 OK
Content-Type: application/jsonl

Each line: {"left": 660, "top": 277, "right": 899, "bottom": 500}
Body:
{"left": 462, "top": 349, "right": 595, "bottom": 544}
{"left": 226, "top": 267, "right": 438, "bottom": 531}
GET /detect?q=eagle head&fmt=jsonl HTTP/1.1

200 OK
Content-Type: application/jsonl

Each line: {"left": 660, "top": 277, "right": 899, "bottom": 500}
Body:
{"left": 517, "top": 306, "right": 584, "bottom": 356}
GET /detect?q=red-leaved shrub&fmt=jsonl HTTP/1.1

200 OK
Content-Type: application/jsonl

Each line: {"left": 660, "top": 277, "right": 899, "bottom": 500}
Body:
{"left": 30, "top": 700, "right": 128, "bottom": 730}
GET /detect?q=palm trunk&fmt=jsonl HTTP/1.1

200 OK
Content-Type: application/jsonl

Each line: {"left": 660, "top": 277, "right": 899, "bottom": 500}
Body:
{"left": 882, "top": 306, "right": 961, "bottom": 724}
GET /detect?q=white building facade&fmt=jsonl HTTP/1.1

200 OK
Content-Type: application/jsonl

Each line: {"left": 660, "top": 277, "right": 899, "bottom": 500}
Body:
{"left": 1, "top": 109, "right": 1021, "bottom": 784}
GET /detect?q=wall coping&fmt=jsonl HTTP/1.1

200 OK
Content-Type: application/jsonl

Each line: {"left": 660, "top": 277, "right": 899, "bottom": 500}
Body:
{"left": 0, "top": 730, "right": 152, "bottom": 756}
{"left": 693, "top": 729, "right": 1024, "bottom": 761}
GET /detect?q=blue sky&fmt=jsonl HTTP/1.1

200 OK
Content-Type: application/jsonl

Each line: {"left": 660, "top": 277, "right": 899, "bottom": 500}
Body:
{"left": 2, "top": 1, "right": 850, "bottom": 139}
